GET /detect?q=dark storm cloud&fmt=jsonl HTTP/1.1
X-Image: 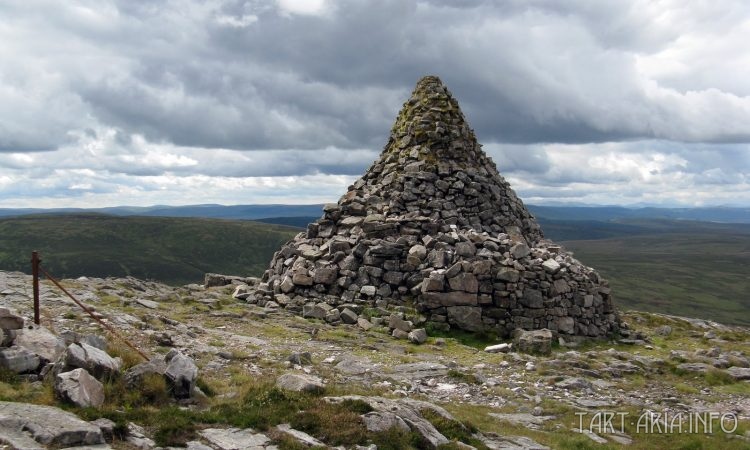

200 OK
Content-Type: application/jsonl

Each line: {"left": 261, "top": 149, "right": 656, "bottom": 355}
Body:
{"left": 3, "top": 0, "right": 750, "bottom": 154}
{"left": 0, "top": 0, "right": 749, "bottom": 207}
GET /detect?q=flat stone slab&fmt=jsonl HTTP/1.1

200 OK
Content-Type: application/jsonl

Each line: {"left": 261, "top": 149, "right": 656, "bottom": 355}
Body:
{"left": 334, "top": 358, "right": 378, "bottom": 375}
{"left": 727, "top": 366, "right": 750, "bottom": 380}
{"left": 476, "top": 432, "right": 550, "bottom": 449}
{"left": 0, "top": 424, "right": 45, "bottom": 450}
{"left": 0, "top": 401, "right": 104, "bottom": 447}
{"left": 136, "top": 299, "right": 160, "bottom": 309}
{"left": 489, "top": 413, "right": 556, "bottom": 430}
{"left": 387, "top": 362, "right": 448, "bottom": 380}
{"left": 275, "top": 424, "right": 324, "bottom": 447}
{"left": 200, "top": 428, "right": 276, "bottom": 450}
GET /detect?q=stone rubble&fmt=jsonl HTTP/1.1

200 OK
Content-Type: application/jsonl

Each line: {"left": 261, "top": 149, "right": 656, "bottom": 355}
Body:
{"left": 260, "top": 76, "right": 620, "bottom": 339}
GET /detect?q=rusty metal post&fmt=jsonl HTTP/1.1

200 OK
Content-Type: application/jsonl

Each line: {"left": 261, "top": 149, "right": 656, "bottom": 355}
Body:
{"left": 32, "top": 251, "right": 40, "bottom": 325}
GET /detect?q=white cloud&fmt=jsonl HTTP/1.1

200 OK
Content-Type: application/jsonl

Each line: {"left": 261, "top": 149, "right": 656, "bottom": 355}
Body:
{"left": 277, "top": 0, "right": 328, "bottom": 16}
{"left": 215, "top": 14, "right": 258, "bottom": 28}
{"left": 0, "top": 0, "right": 748, "bottom": 207}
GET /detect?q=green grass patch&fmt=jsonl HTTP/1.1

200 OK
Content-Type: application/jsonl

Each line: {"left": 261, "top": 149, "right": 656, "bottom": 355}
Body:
{"left": 446, "top": 369, "right": 481, "bottom": 385}
{"left": 704, "top": 369, "right": 737, "bottom": 386}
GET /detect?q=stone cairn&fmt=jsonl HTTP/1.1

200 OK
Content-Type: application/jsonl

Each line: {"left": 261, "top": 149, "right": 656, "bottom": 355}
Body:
{"left": 260, "top": 75, "right": 619, "bottom": 338}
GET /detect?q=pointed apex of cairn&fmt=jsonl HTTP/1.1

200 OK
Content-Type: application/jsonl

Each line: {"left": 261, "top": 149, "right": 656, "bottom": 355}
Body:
{"left": 387, "top": 75, "right": 477, "bottom": 164}
{"left": 260, "top": 75, "right": 620, "bottom": 339}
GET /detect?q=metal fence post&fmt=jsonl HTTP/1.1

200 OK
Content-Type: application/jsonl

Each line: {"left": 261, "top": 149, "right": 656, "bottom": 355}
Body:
{"left": 32, "top": 251, "right": 40, "bottom": 325}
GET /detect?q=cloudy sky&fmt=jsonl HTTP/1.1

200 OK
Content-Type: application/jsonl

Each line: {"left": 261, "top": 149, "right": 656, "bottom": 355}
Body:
{"left": 1, "top": 0, "right": 749, "bottom": 208}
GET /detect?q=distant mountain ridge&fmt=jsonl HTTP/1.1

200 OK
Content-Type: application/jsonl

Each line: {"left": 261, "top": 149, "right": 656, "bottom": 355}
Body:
{"left": 2, "top": 204, "right": 750, "bottom": 224}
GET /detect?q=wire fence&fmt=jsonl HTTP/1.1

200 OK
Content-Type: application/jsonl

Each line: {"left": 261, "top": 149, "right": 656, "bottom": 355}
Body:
{"left": 31, "top": 250, "right": 150, "bottom": 361}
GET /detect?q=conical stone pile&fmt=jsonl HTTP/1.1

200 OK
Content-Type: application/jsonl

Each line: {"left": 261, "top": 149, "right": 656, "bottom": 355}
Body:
{"left": 260, "top": 76, "right": 619, "bottom": 337}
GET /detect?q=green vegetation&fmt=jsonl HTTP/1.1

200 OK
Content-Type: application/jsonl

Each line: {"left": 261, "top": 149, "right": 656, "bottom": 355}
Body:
{"left": 561, "top": 220, "right": 750, "bottom": 326}
{"left": 2, "top": 212, "right": 749, "bottom": 325}
{"left": 0, "top": 213, "right": 298, "bottom": 285}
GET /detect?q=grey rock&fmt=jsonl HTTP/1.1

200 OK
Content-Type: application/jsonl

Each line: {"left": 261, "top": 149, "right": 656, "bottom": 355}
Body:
{"left": 65, "top": 343, "right": 121, "bottom": 379}
{"left": 677, "top": 363, "right": 712, "bottom": 374}
{"left": 361, "top": 411, "right": 410, "bottom": 433}
{"left": 335, "top": 358, "right": 376, "bottom": 375}
{"left": 13, "top": 325, "right": 66, "bottom": 362}
{"left": 489, "top": 413, "right": 555, "bottom": 430}
{"left": 136, "top": 299, "right": 159, "bottom": 309}
{"left": 276, "top": 373, "right": 324, "bottom": 393}
{"left": 55, "top": 368, "right": 105, "bottom": 408}
{"left": 477, "top": 432, "right": 550, "bottom": 450}
{"left": 515, "top": 329, "right": 553, "bottom": 356}
{"left": 510, "top": 243, "right": 530, "bottom": 259}
{"left": 0, "top": 401, "right": 104, "bottom": 447}
{"left": 519, "top": 290, "right": 544, "bottom": 309}
{"left": 275, "top": 423, "right": 325, "bottom": 447}
{"left": 557, "top": 317, "right": 575, "bottom": 335}
{"left": 485, "top": 343, "right": 512, "bottom": 353}
{"left": 726, "top": 366, "right": 750, "bottom": 380}
{"left": 0, "top": 306, "right": 24, "bottom": 330}
{"left": 204, "top": 273, "right": 245, "bottom": 288}
{"left": 79, "top": 334, "right": 107, "bottom": 351}
{"left": 0, "top": 345, "right": 41, "bottom": 373}
{"left": 408, "top": 244, "right": 427, "bottom": 260}
{"left": 232, "top": 285, "right": 251, "bottom": 300}
{"left": 186, "top": 441, "right": 215, "bottom": 450}
{"left": 325, "top": 309, "right": 341, "bottom": 323}
{"left": 541, "top": 259, "right": 560, "bottom": 274}
{"left": 408, "top": 328, "right": 428, "bottom": 344}
{"left": 555, "top": 377, "right": 592, "bottom": 390}
{"left": 340, "top": 308, "right": 359, "bottom": 324}
{"left": 391, "top": 362, "right": 448, "bottom": 380}
{"left": 447, "top": 306, "right": 483, "bottom": 332}
{"left": 392, "top": 329, "right": 409, "bottom": 339}
{"left": 357, "top": 318, "right": 374, "bottom": 331}
{"left": 327, "top": 396, "right": 450, "bottom": 448}
{"left": 165, "top": 350, "right": 198, "bottom": 399}
{"left": 287, "top": 352, "right": 312, "bottom": 366}
{"left": 388, "top": 314, "right": 413, "bottom": 332}
{"left": 90, "top": 418, "right": 116, "bottom": 442}
{"left": 124, "top": 357, "right": 168, "bottom": 389}
{"left": 199, "top": 428, "right": 271, "bottom": 450}
{"left": 421, "top": 291, "right": 477, "bottom": 308}
{"left": 279, "top": 276, "right": 295, "bottom": 293}
{"left": 360, "top": 285, "right": 377, "bottom": 297}
{"left": 126, "top": 422, "right": 155, "bottom": 450}
{"left": 496, "top": 267, "right": 520, "bottom": 283}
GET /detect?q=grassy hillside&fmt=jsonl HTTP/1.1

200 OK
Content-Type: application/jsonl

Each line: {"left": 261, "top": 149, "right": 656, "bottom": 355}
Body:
{"left": 562, "top": 220, "right": 750, "bottom": 326}
{"left": 2, "top": 213, "right": 748, "bottom": 326}
{"left": 0, "top": 214, "right": 298, "bottom": 285}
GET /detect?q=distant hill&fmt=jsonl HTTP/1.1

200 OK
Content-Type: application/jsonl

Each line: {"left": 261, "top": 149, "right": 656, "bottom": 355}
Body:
{"left": 0, "top": 204, "right": 326, "bottom": 220}
{"left": 529, "top": 205, "right": 750, "bottom": 224}
{"left": 561, "top": 221, "right": 750, "bottom": 326}
{"left": 0, "top": 214, "right": 298, "bottom": 285}
{"left": 2, "top": 204, "right": 749, "bottom": 224}
{"left": 2, "top": 210, "right": 749, "bottom": 325}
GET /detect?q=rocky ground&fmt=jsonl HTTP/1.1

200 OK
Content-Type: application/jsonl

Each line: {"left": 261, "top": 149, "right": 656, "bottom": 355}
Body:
{"left": 1, "top": 270, "right": 750, "bottom": 449}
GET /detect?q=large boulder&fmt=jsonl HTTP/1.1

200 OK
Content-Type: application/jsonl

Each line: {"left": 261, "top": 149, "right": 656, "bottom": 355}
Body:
{"left": 64, "top": 342, "right": 121, "bottom": 379}
{"left": 0, "top": 307, "right": 24, "bottom": 331}
{"left": 0, "top": 346, "right": 41, "bottom": 373}
{"left": 55, "top": 368, "right": 105, "bottom": 407}
{"left": 0, "top": 401, "right": 105, "bottom": 447}
{"left": 276, "top": 373, "right": 325, "bottom": 393}
{"left": 514, "top": 329, "right": 553, "bottom": 356}
{"left": 13, "top": 325, "right": 66, "bottom": 363}
{"left": 124, "top": 356, "right": 168, "bottom": 389}
{"left": 165, "top": 349, "right": 198, "bottom": 399}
